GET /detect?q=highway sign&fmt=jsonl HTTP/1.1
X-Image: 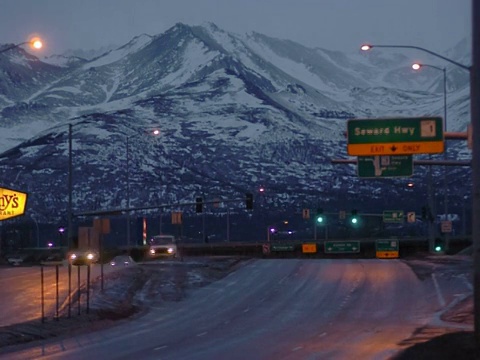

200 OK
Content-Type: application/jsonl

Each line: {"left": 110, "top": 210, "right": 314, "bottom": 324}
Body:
{"left": 441, "top": 220, "right": 452, "bottom": 233}
{"left": 271, "top": 244, "right": 295, "bottom": 252}
{"left": 383, "top": 210, "right": 404, "bottom": 223}
{"left": 324, "top": 241, "right": 360, "bottom": 254}
{"left": 357, "top": 155, "right": 413, "bottom": 178}
{"left": 302, "top": 243, "right": 317, "bottom": 253}
{"left": 262, "top": 244, "right": 270, "bottom": 255}
{"left": 376, "top": 239, "right": 399, "bottom": 259}
{"left": 407, "top": 212, "right": 416, "bottom": 223}
{"left": 302, "top": 208, "right": 310, "bottom": 219}
{"left": 347, "top": 117, "right": 444, "bottom": 156}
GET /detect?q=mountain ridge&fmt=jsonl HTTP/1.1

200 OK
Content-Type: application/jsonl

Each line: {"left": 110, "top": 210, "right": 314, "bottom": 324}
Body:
{"left": 0, "top": 22, "right": 471, "bottom": 224}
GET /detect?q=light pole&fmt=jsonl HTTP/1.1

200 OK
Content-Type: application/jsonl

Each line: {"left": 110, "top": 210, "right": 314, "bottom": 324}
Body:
{"left": 0, "top": 38, "right": 43, "bottom": 55}
{"left": 126, "top": 136, "right": 131, "bottom": 248}
{"left": 360, "top": 31, "right": 480, "bottom": 351}
{"left": 125, "top": 128, "right": 161, "bottom": 247}
{"left": 361, "top": 43, "right": 471, "bottom": 251}
{"left": 67, "top": 124, "right": 73, "bottom": 249}
{"left": 412, "top": 63, "right": 449, "bottom": 250}
{"left": 360, "top": 44, "right": 471, "bottom": 71}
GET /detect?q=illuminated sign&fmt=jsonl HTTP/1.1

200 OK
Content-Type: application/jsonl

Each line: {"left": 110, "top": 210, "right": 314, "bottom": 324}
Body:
{"left": 347, "top": 117, "right": 444, "bottom": 156}
{"left": 0, "top": 187, "right": 28, "bottom": 220}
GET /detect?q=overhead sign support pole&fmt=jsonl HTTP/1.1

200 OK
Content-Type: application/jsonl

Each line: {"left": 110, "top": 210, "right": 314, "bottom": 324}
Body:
{"left": 471, "top": 1, "right": 480, "bottom": 354}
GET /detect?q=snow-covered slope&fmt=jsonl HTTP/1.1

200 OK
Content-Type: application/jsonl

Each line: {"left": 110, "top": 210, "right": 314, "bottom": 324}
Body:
{"left": 0, "top": 23, "right": 471, "bottom": 222}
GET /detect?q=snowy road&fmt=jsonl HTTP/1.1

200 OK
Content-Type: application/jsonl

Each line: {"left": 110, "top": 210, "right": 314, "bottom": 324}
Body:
{"left": 1, "top": 258, "right": 472, "bottom": 360}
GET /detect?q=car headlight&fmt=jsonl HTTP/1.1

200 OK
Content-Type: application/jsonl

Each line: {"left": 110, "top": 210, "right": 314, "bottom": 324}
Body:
{"left": 150, "top": 249, "right": 156, "bottom": 255}
{"left": 86, "top": 253, "right": 94, "bottom": 260}
{"left": 70, "top": 254, "right": 77, "bottom": 260}
{"left": 167, "top": 247, "right": 174, "bottom": 254}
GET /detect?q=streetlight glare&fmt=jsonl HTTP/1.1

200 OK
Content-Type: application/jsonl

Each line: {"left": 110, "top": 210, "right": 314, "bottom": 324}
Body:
{"left": 360, "top": 44, "right": 372, "bottom": 51}
{"left": 152, "top": 129, "right": 160, "bottom": 135}
{"left": 32, "top": 39, "right": 43, "bottom": 50}
{"left": 412, "top": 63, "right": 422, "bottom": 70}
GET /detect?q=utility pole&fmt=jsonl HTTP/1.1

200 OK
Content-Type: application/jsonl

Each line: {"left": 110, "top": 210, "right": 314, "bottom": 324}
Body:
{"left": 471, "top": 1, "right": 480, "bottom": 355}
{"left": 67, "top": 124, "right": 73, "bottom": 249}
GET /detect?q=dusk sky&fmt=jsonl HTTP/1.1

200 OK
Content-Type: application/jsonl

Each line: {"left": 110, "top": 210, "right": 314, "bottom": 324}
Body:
{"left": 0, "top": 0, "right": 471, "bottom": 57}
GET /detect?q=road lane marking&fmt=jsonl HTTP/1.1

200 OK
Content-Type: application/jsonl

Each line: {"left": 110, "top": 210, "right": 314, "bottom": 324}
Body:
{"left": 431, "top": 273, "right": 446, "bottom": 307}
{"left": 154, "top": 345, "right": 168, "bottom": 351}
{"left": 460, "top": 274, "right": 473, "bottom": 291}
{"left": 243, "top": 307, "right": 250, "bottom": 313}
{"left": 197, "top": 332, "right": 208, "bottom": 337}
{"left": 292, "top": 346, "right": 303, "bottom": 352}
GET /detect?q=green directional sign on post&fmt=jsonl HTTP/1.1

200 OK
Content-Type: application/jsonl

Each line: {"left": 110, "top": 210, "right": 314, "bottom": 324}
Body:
{"left": 347, "top": 117, "right": 444, "bottom": 156}
{"left": 271, "top": 244, "right": 295, "bottom": 252}
{"left": 324, "top": 241, "right": 360, "bottom": 254}
{"left": 357, "top": 155, "right": 413, "bottom": 178}
{"left": 376, "top": 239, "right": 399, "bottom": 259}
{"left": 383, "top": 210, "right": 404, "bottom": 223}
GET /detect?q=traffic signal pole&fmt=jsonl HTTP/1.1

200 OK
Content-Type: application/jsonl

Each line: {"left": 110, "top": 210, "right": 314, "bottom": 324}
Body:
{"left": 471, "top": 1, "right": 480, "bottom": 355}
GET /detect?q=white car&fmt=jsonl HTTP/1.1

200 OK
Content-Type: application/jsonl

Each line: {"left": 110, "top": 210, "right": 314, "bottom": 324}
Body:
{"left": 148, "top": 235, "right": 179, "bottom": 259}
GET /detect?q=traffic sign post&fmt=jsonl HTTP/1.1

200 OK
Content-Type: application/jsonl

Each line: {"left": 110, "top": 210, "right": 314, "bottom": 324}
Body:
{"left": 271, "top": 244, "right": 295, "bottom": 252}
{"left": 407, "top": 212, "right": 416, "bottom": 223}
{"left": 441, "top": 220, "right": 452, "bottom": 233}
{"left": 357, "top": 155, "right": 413, "bottom": 178}
{"left": 324, "top": 241, "right": 360, "bottom": 254}
{"left": 383, "top": 210, "right": 404, "bottom": 223}
{"left": 376, "top": 239, "right": 399, "bottom": 259}
{"left": 347, "top": 117, "right": 444, "bottom": 156}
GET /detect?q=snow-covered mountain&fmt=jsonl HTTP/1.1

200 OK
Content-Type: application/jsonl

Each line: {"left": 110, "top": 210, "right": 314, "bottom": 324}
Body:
{"left": 0, "top": 23, "right": 471, "bottom": 223}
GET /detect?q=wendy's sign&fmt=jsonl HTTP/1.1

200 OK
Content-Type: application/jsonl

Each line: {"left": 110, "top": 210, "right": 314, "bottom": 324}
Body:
{"left": 0, "top": 187, "right": 28, "bottom": 221}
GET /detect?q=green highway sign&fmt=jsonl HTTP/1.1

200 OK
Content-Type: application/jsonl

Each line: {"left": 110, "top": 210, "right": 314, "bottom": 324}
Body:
{"left": 347, "top": 117, "right": 444, "bottom": 156}
{"left": 271, "top": 244, "right": 295, "bottom": 252}
{"left": 357, "top": 155, "right": 413, "bottom": 178}
{"left": 376, "top": 239, "right": 399, "bottom": 259}
{"left": 324, "top": 241, "right": 360, "bottom": 254}
{"left": 383, "top": 210, "right": 404, "bottom": 223}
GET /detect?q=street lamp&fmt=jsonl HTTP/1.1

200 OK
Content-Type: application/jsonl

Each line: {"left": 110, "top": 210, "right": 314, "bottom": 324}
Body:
{"left": 0, "top": 37, "right": 43, "bottom": 55}
{"left": 360, "top": 44, "right": 470, "bottom": 71}
{"left": 412, "top": 62, "right": 449, "bottom": 249}
{"left": 125, "top": 128, "right": 162, "bottom": 247}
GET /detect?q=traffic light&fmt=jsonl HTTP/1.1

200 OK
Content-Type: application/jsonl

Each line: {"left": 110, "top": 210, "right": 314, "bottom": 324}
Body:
{"left": 195, "top": 197, "right": 203, "bottom": 213}
{"left": 351, "top": 209, "right": 358, "bottom": 225}
{"left": 434, "top": 238, "right": 444, "bottom": 253}
{"left": 315, "top": 208, "right": 325, "bottom": 224}
{"left": 245, "top": 193, "right": 253, "bottom": 210}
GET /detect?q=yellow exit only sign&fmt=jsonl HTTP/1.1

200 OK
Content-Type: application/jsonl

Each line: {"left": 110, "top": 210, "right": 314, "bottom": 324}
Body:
{"left": 302, "top": 243, "right": 317, "bottom": 253}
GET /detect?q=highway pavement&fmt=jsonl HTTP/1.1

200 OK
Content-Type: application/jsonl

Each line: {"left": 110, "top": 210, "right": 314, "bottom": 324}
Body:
{"left": 0, "top": 258, "right": 473, "bottom": 359}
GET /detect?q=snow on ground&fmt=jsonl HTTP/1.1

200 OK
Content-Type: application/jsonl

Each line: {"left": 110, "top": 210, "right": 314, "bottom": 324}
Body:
{"left": 0, "top": 257, "right": 245, "bottom": 348}
{"left": 0, "top": 255, "right": 474, "bottom": 358}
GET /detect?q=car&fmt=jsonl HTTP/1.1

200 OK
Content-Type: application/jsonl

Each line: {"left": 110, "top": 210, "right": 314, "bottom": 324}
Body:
{"left": 148, "top": 234, "right": 179, "bottom": 259}
{"left": 67, "top": 250, "right": 99, "bottom": 266}
{"left": 110, "top": 255, "right": 134, "bottom": 266}
{"left": 6, "top": 253, "right": 27, "bottom": 266}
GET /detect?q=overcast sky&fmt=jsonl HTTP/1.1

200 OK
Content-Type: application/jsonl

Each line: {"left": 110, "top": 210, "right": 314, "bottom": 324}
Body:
{"left": 0, "top": 0, "right": 471, "bottom": 57}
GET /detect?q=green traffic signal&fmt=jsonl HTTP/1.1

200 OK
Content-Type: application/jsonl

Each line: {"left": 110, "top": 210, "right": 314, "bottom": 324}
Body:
{"left": 316, "top": 208, "right": 325, "bottom": 224}
{"left": 434, "top": 245, "right": 443, "bottom": 252}
{"left": 351, "top": 217, "right": 358, "bottom": 224}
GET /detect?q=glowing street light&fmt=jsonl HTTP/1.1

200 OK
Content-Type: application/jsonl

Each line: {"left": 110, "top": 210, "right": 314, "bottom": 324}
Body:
{"left": 360, "top": 43, "right": 470, "bottom": 71}
{"left": 0, "top": 37, "right": 44, "bottom": 55}
{"left": 412, "top": 62, "right": 449, "bottom": 250}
